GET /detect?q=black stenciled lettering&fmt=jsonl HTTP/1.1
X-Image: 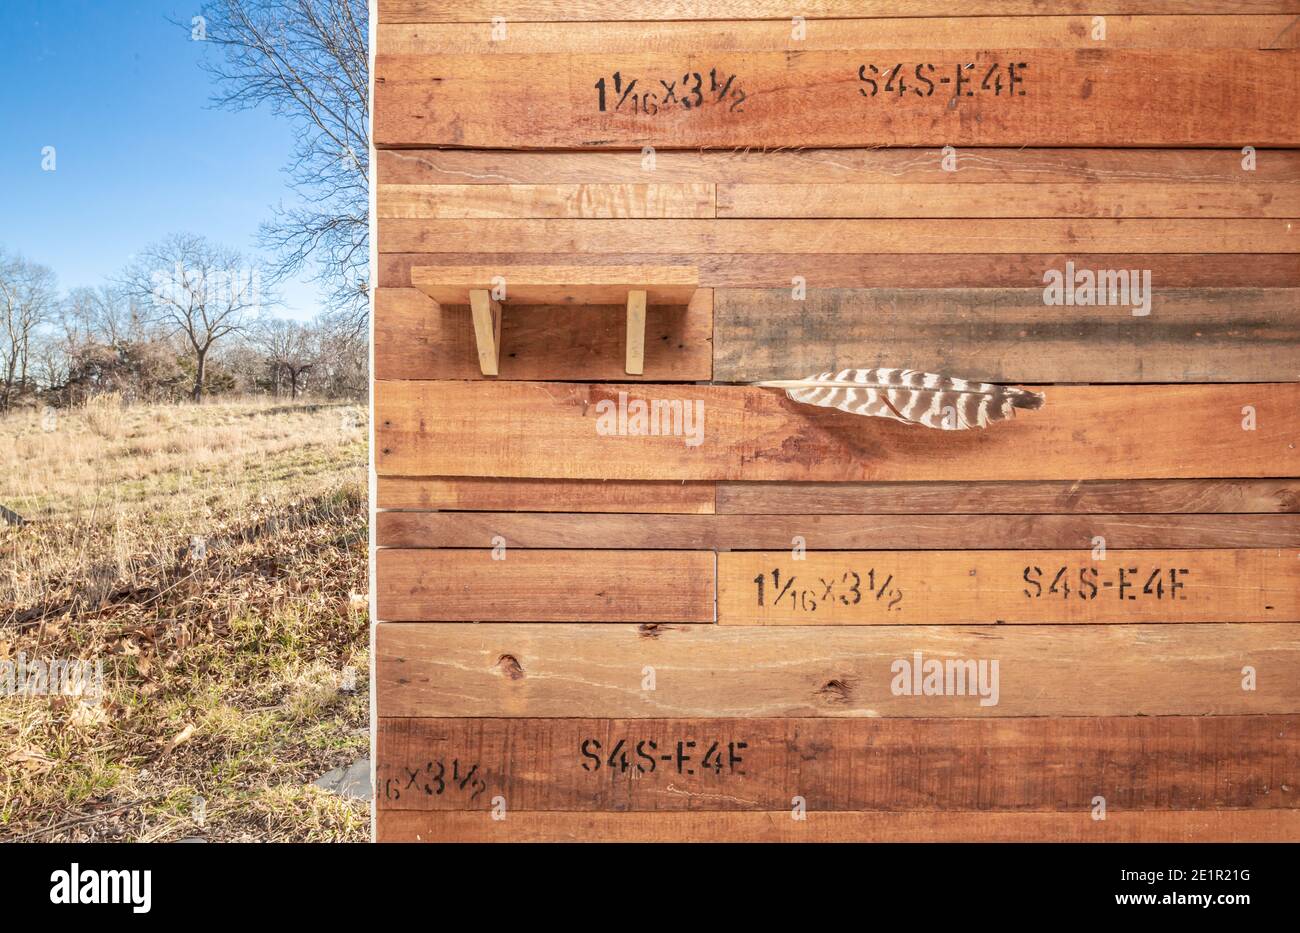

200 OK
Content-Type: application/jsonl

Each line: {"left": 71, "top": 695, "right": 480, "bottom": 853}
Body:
{"left": 1079, "top": 566, "right": 1099, "bottom": 600}
{"left": 1009, "top": 61, "right": 1028, "bottom": 95}
{"left": 858, "top": 62, "right": 1028, "bottom": 103}
{"left": 953, "top": 63, "right": 971, "bottom": 97}
{"left": 613, "top": 71, "right": 638, "bottom": 111}
{"left": 913, "top": 63, "right": 935, "bottom": 97}
{"left": 682, "top": 71, "right": 703, "bottom": 109}
{"left": 859, "top": 63, "right": 879, "bottom": 97}
{"left": 1172, "top": 568, "right": 1189, "bottom": 599}
{"left": 710, "top": 67, "right": 736, "bottom": 102}
{"left": 1023, "top": 566, "right": 1043, "bottom": 597}
{"left": 843, "top": 570, "right": 862, "bottom": 604}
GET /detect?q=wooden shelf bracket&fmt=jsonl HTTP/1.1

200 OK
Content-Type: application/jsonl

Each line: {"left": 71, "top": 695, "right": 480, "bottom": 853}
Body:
{"left": 411, "top": 265, "right": 699, "bottom": 377}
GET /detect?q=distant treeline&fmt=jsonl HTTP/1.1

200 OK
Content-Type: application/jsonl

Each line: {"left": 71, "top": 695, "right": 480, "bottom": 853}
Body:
{"left": 2, "top": 235, "right": 366, "bottom": 411}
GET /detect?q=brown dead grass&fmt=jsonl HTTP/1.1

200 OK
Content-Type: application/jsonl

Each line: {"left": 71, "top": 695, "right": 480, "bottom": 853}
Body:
{"left": 0, "top": 395, "right": 369, "bottom": 841}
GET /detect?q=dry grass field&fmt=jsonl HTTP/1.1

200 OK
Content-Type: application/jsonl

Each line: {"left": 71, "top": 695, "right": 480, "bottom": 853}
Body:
{"left": 0, "top": 395, "right": 368, "bottom": 841}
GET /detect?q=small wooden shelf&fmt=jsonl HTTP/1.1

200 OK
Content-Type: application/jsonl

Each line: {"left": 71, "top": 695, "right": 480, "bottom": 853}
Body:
{"left": 411, "top": 264, "right": 699, "bottom": 376}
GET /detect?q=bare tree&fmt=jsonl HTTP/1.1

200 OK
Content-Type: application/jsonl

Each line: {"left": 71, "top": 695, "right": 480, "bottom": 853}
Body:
{"left": 62, "top": 284, "right": 146, "bottom": 348}
{"left": 308, "top": 308, "right": 366, "bottom": 397}
{"left": 119, "top": 233, "right": 262, "bottom": 402}
{"left": 192, "top": 0, "right": 368, "bottom": 334}
{"left": 255, "top": 317, "right": 316, "bottom": 398}
{"left": 0, "top": 250, "right": 59, "bottom": 410}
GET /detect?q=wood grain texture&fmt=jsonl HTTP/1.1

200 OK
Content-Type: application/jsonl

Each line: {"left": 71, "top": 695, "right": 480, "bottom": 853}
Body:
{"left": 373, "top": 0, "right": 1300, "bottom": 846}
{"left": 375, "top": 549, "right": 715, "bottom": 622}
{"left": 375, "top": 381, "right": 1300, "bottom": 481}
{"left": 410, "top": 264, "right": 701, "bottom": 305}
{"left": 717, "top": 183, "right": 1300, "bottom": 218}
{"left": 375, "top": 622, "right": 1300, "bottom": 717}
{"left": 713, "top": 479, "right": 1300, "bottom": 514}
{"left": 376, "top": 512, "right": 1300, "bottom": 550}
{"left": 379, "top": 252, "right": 1300, "bottom": 289}
{"left": 374, "top": 287, "right": 712, "bottom": 381}
{"left": 379, "top": 183, "right": 714, "bottom": 218}
{"left": 374, "top": 50, "right": 1300, "bottom": 148}
{"left": 377, "top": 147, "right": 1300, "bottom": 186}
{"left": 376, "top": 716, "right": 1299, "bottom": 811}
{"left": 376, "top": 809, "right": 1300, "bottom": 843}
{"left": 713, "top": 287, "right": 1300, "bottom": 383}
{"left": 378, "top": 16, "right": 1300, "bottom": 54}
{"left": 378, "top": 2, "right": 1300, "bottom": 24}
{"left": 377, "top": 477, "right": 717, "bottom": 513}
{"left": 716, "top": 549, "right": 1300, "bottom": 625}
{"left": 379, "top": 218, "right": 1297, "bottom": 255}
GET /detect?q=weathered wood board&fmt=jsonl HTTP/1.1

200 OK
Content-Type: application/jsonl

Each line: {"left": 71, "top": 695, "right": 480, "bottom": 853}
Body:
{"left": 378, "top": 3, "right": 1300, "bottom": 24}
{"left": 378, "top": 16, "right": 1300, "bottom": 54}
{"left": 376, "top": 548, "right": 715, "bottom": 622}
{"left": 376, "top": 716, "right": 1298, "bottom": 811}
{"left": 375, "top": 622, "right": 1300, "bottom": 718}
{"left": 376, "top": 381, "right": 1300, "bottom": 481}
{"left": 713, "top": 479, "right": 1300, "bottom": 514}
{"left": 377, "top": 147, "right": 1300, "bottom": 186}
{"left": 376, "top": 477, "right": 1300, "bottom": 515}
{"left": 373, "top": 0, "right": 1300, "bottom": 843}
{"left": 717, "top": 549, "right": 1300, "bottom": 625}
{"left": 377, "top": 512, "right": 1300, "bottom": 549}
{"left": 375, "top": 287, "right": 713, "bottom": 381}
{"left": 380, "top": 218, "right": 1296, "bottom": 255}
{"left": 375, "top": 49, "right": 1300, "bottom": 149}
{"left": 378, "top": 810, "right": 1300, "bottom": 844}
{"left": 381, "top": 252, "right": 1300, "bottom": 290}
{"left": 714, "top": 288, "right": 1300, "bottom": 384}
{"left": 376, "top": 477, "right": 718, "bottom": 513}
{"left": 380, "top": 183, "right": 716, "bottom": 219}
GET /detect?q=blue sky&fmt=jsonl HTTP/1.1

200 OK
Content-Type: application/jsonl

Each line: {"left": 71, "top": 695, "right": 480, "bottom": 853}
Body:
{"left": 0, "top": 1, "right": 325, "bottom": 319}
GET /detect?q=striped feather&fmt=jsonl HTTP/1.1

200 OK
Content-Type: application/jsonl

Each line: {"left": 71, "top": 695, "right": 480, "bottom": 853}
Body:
{"left": 754, "top": 368, "right": 1045, "bottom": 430}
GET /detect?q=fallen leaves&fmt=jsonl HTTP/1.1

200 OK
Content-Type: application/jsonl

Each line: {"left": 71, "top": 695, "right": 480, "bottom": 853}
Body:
{"left": 6, "top": 748, "right": 55, "bottom": 775}
{"left": 162, "top": 723, "right": 196, "bottom": 755}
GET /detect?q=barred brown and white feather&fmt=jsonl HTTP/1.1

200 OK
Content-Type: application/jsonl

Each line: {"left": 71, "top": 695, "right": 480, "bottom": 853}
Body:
{"left": 754, "top": 368, "right": 1045, "bottom": 431}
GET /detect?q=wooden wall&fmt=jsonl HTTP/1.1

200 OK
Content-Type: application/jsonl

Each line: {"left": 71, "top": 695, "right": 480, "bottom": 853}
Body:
{"left": 372, "top": 0, "right": 1300, "bottom": 842}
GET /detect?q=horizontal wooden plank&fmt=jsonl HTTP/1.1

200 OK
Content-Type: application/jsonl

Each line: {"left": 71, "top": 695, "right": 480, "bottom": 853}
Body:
{"left": 410, "top": 264, "right": 700, "bottom": 304}
{"left": 376, "top": 716, "right": 1298, "bottom": 811}
{"left": 717, "top": 549, "right": 1299, "bottom": 625}
{"left": 377, "top": 809, "right": 1300, "bottom": 843}
{"left": 378, "top": 16, "right": 1300, "bottom": 53}
{"left": 374, "top": 50, "right": 1300, "bottom": 148}
{"left": 377, "top": 477, "right": 716, "bottom": 513}
{"left": 378, "top": 183, "right": 714, "bottom": 218}
{"left": 375, "top": 381, "right": 1300, "bottom": 481}
{"left": 376, "top": 549, "right": 715, "bottom": 622}
{"left": 376, "top": 513, "right": 1300, "bottom": 550}
{"left": 379, "top": 252, "right": 1300, "bottom": 289}
{"left": 377, "top": 148, "right": 1300, "bottom": 186}
{"left": 375, "top": 622, "right": 1300, "bottom": 717}
{"left": 379, "top": 2, "right": 1300, "bottom": 24}
{"left": 380, "top": 219, "right": 1297, "bottom": 255}
{"left": 718, "top": 183, "right": 1300, "bottom": 218}
{"left": 713, "top": 287, "right": 1300, "bottom": 383}
{"left": 714, "top": 479, "right": 1300, "bottom": 514}
{"left": 374, "top": 287, "right": 712, "bottom": 381}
